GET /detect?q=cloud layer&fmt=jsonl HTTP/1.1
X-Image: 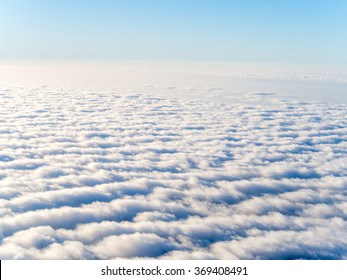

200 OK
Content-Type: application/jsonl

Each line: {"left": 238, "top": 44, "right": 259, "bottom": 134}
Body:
{"left": 0, "top": 86, "right": 346, "bottom": 259}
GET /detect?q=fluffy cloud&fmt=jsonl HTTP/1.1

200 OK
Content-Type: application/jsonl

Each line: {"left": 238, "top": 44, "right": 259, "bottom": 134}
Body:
{"left": 89, "top": 233, "right": 173, "bottom": 259}
{"left": 0, "top": 85, "right": 346, "bottom": 259}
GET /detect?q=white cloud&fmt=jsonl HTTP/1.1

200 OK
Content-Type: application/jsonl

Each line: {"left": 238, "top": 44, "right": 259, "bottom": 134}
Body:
{"left": 0, "top": 85, "right": 346, "bottom": 259}
{"left": 89, "top": 233, "right": 173, "bottom": 259}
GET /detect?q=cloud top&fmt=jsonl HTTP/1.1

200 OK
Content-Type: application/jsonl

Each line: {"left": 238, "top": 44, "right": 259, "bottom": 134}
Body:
{"left": 0, "top": 86, "right": 346, "bottom": 259}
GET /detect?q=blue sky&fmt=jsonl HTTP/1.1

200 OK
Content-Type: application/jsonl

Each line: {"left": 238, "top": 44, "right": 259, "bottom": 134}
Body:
{"left": 0, "top": 0, "right": 346, "bottom": 63}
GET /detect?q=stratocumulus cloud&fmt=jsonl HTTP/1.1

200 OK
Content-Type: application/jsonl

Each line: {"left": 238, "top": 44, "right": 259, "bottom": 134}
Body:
{"left": 0, "top": 86, "right": 346, "bottom": 259}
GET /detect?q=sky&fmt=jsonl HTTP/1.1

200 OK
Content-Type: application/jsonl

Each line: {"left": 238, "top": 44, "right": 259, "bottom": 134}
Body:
{"left": 0, "top": 0, "right": 346, "bottom": 64}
